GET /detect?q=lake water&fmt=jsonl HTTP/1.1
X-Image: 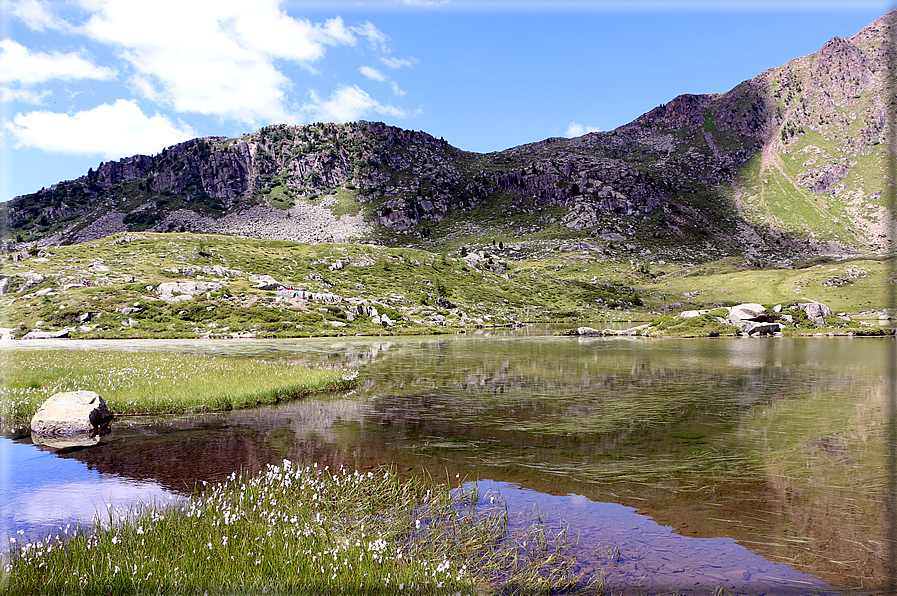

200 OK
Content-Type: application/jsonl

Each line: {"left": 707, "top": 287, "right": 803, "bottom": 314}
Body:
{"left": 2, "top": 329, "right": 893, "bottom": 593}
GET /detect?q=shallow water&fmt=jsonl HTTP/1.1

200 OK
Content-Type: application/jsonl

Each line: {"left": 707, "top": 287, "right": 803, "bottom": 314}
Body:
{"left": 2, "top": 329, "right": 892, "bottom": 593}
{"left": 473, "top": 480, "right": 835, "bottom": 595}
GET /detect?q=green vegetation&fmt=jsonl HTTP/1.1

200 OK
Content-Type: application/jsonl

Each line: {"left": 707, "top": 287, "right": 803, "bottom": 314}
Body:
{"left": 0, "top": 233, "right": 651, "bottom": 339}
{"left": 643, "top": 309, "right": 739, "bottom": 337}
{"left": 648, "top": 255, "right": 894, "bottom": 313}
{"left": 1, "top": 231, "right": 892, "bottom": 341}
{"left": 265, "top": 184, "right": 295, "bottom": 210}
{"left": 329, "top": 185, "right": 363, "bottom": 217}
{"left": 2, "top": 462, "right": 583, "bottom": 594}
{"left": 0, "top": 351, "right": 358, "bottom": 431}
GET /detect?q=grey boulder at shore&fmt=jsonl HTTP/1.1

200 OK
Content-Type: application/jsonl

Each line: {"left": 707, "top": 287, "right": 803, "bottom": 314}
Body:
{"left": 30, "top": 390, "right": 113, "bottom": 435}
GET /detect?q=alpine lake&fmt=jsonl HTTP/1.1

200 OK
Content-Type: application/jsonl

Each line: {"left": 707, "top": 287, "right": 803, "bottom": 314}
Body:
{"left": 2, "top": 327, "right": 893, "bottom": 594}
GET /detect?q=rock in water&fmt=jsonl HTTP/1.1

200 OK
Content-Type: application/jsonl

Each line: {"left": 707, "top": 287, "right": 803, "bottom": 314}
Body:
{"left": 31, "top": 391, "right": 113, "bottom": 435}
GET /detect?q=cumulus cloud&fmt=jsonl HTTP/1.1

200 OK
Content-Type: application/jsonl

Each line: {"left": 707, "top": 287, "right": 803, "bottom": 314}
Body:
{"left": 359, "top": 66, "right": 387, "bottom": 82}
{"left": 305, "top": 84, "right": 407, "bottom": 123}
{"left": 5, "top": 99, "right": 196, "bottom": 157}
{"left": 0, "top": 40, "right": 115, "bottom": 85}
{"left": 77, "top": 0, "right": 373, "bottom": 123}
{"left": 565, "top": 122, "right": 600, "bottom": 137}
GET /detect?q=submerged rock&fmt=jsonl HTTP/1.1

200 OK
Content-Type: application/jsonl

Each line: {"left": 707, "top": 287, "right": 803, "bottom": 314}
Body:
{"left": 31, "top": 390, "right": 113, "bottom": 436}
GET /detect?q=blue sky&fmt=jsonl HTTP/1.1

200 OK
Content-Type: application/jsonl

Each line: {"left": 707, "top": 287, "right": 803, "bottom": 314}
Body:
{"left": 0, "top": 0, "right": 891, "bottom": 203}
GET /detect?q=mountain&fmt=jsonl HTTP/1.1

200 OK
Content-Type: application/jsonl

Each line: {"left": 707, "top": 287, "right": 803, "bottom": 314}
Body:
{"left": 3, "top": 11, "right": 894, "bottom": 262}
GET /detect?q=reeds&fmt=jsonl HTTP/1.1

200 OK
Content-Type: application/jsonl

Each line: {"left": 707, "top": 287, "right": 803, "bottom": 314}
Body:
{"left": 2, "top": 462, "right": 588, "bottom": 594}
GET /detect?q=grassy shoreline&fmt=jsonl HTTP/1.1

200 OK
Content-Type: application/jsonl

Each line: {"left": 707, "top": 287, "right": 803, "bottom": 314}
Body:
{"left": 1, "top": 461, "right": 585, "bottom": 594}
{"left": 0, "top": 351, "right": 359, "bottom": 432}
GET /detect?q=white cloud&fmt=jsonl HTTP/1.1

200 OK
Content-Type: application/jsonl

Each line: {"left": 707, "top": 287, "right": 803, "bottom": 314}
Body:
{"left": 381, "top": 56, "right": 419, "bottom": 69}
{"left": 77, "top": 0, "right": 366, "bottom": 124}
{"left": 0, "top": 40, "right": 115, "bottom": 85}
{"left": 305, "top": 84, "right": 407, "bottom": 123}
{"left": 565, "top": 122, "right": 601, "bottom": 137}
{"left": 8, "top": 0, "right": 69, "bottom": 31}
{"left": 351, "top": 21, "right": 390, "bottom": 51}
{"left": 0, "top": 87, "right": 50, "bottom": 104}
{"left": 359, "top": 66, "right": 387, "bottom": 82}
{"left": 360, "top": 65, "right": 407, "bottom": 97}
{"left": 390, "top": 82, "right": 406, "bottom": 96}
{"left": 5, "top": 99, "right": 196, "bottom": 157}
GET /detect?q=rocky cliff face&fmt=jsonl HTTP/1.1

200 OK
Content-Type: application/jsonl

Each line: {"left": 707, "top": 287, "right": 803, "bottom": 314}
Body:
{"left": 3, "top": 10, "right": 894, "bottom": 257}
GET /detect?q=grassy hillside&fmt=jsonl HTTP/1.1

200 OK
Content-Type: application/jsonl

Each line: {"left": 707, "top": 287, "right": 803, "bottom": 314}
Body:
{"left": 1, "top": 232, "right": 892, "bottom": 340}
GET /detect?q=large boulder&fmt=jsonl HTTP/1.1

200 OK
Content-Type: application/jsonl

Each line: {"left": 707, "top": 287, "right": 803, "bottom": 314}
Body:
{"left": 20, "top": 271, "right": 44, "bottom": 291}
{"left": 796, "top": 301, "right": 834, "bottom": 326}
{"left": 728, "top": 303, "right": 766, "bottom": 322}
{"left": 31, "top": 391, "right": 113, "bottom": 435}
{"left": 727, "top": 303, "right": 768, "bottom": 331}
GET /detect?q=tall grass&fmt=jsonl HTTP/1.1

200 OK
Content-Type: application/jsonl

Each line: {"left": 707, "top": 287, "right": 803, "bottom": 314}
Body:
{"left": 1, "top": 462, "right": 586, "bottom": 594}
{"left": 0, "top": 351, "right": 359, "bottom": 430}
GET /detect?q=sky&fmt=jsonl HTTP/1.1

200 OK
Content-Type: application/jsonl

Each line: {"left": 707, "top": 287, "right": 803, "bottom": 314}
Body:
{"left": 0, "top": 0, "right": 892, "bottom": 203}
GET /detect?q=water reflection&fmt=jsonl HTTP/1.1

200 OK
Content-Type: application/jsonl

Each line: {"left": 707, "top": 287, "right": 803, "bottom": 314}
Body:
{"left": 0, "top": 438, "right": 175, "bottom": 544}
{"left": 2, "top": 332, "right": 890, "bottom": 592}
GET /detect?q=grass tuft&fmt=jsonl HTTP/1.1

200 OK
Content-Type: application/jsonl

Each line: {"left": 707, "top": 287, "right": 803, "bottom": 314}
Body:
{"left": 0, "top": 351, "right": 359, "bottom": 431}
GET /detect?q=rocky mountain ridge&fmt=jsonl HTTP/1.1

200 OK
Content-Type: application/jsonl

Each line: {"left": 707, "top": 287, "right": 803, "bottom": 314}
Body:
{"left": 3, "top": 10, "right": 894, "bottom": 260}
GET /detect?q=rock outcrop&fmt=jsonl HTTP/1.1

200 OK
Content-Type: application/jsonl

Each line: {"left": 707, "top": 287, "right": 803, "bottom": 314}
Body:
{"left": 157, "top": 281, "right": 223, "bottom": 301}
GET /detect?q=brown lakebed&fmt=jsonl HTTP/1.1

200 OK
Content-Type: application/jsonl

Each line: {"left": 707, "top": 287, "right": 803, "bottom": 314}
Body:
{"left": 2, "top": 329, "right": 890, "bottom": 593}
